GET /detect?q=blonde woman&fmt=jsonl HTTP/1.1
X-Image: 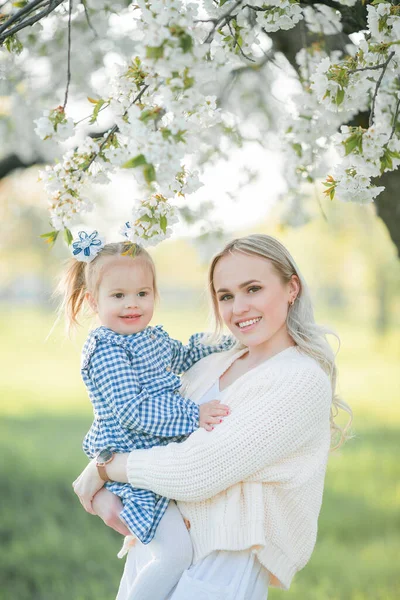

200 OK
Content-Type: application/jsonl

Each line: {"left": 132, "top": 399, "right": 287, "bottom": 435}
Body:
{"left": 74, "top": 234, "right": 352, "bottom": 599}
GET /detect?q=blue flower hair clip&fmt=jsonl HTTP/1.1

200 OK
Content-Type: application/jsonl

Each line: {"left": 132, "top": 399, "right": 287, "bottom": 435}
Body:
{"left": 72, "top": 230, "right": 105, "bottom": 263}
{"left": 119, "top": 221, "right": 132, "bottom": 240}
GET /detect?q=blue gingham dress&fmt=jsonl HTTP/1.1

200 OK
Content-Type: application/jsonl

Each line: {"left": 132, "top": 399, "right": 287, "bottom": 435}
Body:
{"left": 81, "top": 325, "right": 233, "bottom": 544}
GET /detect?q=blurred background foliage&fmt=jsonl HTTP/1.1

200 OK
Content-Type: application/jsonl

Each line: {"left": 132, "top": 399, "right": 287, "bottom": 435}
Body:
{"left": 0, "top": 167, "right": 399, "bottom": 600}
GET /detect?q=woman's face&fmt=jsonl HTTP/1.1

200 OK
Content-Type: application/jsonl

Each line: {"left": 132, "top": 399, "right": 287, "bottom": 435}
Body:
{"left": 213, "top": 251, "right": 298, "bottom": 351}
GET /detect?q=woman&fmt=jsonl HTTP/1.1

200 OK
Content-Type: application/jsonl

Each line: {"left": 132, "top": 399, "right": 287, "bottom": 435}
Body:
{"left": 74, "top": 234, "right": 351, "bottom": 599}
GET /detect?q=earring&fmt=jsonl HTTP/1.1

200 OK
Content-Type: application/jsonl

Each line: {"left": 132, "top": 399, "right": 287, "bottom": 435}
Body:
{"left": 289, "top": 298, "right": 295, "bottom": 307}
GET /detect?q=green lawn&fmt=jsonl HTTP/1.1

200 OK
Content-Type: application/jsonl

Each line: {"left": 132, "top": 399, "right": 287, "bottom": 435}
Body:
{"left": 1, "top": 307, "right": 399, "bottom": 600}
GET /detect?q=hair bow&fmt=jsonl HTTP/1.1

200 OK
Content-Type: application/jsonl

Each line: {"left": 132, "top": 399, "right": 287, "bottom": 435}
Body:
{"left": 72, "top": 230, "right": 104, "bottom": 263}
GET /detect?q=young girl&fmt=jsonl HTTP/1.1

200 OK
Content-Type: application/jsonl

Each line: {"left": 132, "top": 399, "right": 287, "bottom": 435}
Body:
{"left": 59, "top": 230, "right": 232, "bottom": 599}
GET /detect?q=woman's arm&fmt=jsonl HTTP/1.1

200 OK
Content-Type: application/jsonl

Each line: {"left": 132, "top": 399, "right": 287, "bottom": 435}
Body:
{"left": 74, "top": 363, "right": 331, "bottom": 510}
{"left": 125, "top": 364, "right": 332, "bottom": 502}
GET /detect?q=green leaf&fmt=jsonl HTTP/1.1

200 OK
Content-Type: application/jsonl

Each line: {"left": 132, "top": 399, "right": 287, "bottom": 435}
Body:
{"left": 4, "top": 34, "right": 23, "bottom": 54}
{"left": 146, "top": 45, "right": 164, "bottom": 60}
{"left": 336, "top": 87, "right": 345, "bottom": 106}
{"left": 90, "top": 99, "right": 106, "bottom": 125}
{"left": 387, "top": 149, "right": 400, "bottom": 159}
{"left": 179, "top": 34, "right": 193, "bottom": 53}
{"left": 292, "top": 143, "right": 302, "bottom": 158}
{"left": 380, "top": 150, "right": 393, "bottom": 172}
{"left": 143, "top": 163, "right": 156, "bottom": 184}
{"left": 160, "top": 215, "right": 167, "bottom": 234}
{"left": 122, "top": 154, "right": 147, "bottom": 169}
{"left": 40, "top": 231, "right": 59, "bottom": 247}
{"left": 343, "top": 132, "right": 363, "bottom": 155}
{"left": 64, "top": 228, "right": 73, "bottom": 246}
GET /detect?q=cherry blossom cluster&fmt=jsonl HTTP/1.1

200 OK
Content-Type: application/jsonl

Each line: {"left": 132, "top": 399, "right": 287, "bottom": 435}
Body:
{"left": 2, "top": 0, "right": 400, "bottom": 245}
{"left": 35, "top": 0, "right": 233, "bottom": 245}
{"left": 282, "top": 2, "right": 400, "bottom": 217}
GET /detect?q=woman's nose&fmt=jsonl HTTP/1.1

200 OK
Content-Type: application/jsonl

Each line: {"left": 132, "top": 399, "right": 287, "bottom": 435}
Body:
{"left": 232, "top": 295, "right": 249, "bottom": 314}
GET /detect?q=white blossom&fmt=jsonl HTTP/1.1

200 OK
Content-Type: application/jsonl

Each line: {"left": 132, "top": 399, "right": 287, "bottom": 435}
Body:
{"left": 2, "top": 0, "right": 399, "bottom": 244}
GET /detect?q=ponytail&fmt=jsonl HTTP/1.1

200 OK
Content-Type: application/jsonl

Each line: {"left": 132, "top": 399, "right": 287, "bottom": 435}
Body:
{"left": 56, "top": 259, "right": 87, "bottom": 334}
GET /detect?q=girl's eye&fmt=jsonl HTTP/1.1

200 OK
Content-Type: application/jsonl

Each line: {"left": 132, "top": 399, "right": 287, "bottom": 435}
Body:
{"left": 114, "top": 293, "right": 124, "bottom": 299}
{"left": 248, "top": 286, "right": 261, "bottom": 294}
{"left": 138, "top": 291, "right": 147, "bottom": 297}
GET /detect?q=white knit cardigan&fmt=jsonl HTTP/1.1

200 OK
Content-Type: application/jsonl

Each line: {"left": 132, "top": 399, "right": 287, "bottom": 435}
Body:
{"left": 127, "top": 346, "right": 332, "bottom": 590}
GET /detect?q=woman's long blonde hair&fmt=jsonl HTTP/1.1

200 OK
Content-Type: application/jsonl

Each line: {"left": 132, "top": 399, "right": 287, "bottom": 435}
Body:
{"left": 56, "top": 242, "right": 157, "bottom": 334}
{"left": 208, "top": 234, "right": 352, "bottom": 450}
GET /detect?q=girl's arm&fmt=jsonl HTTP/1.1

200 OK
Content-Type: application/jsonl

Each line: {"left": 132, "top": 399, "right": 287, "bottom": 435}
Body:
{"left": 92, "top": 488, "right": 131, "bottom": 536}
{"left": 89, "top": 345, "right": 229, "bottom": 438}
{"left": 169, "top": 332, "right": 234, "bottom": 374}
{"left": 89, "top": 344, "right": 200, "bottom": 438}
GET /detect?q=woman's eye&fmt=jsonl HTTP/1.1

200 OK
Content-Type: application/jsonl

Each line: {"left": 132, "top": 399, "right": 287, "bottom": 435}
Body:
{"left": 218, "top": 294, "right": 232, "bottom": 302}
{"left": 248, "top": 286, "right": 261, "bottom": 294}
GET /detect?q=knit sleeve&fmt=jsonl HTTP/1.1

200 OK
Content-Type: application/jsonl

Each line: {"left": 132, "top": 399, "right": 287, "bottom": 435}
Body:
{"left": 126, "top": 362, "right": 332, "bottom": 502}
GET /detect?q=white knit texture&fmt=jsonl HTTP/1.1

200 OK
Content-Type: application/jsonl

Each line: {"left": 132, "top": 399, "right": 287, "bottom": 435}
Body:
{"left": 127, "top": 347, "right": 332, "bottom": 590}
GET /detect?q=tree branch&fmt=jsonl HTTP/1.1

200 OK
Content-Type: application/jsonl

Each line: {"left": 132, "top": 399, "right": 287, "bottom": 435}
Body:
{"left": 0, "top": 0, "right": 65, "bottom": 45}
{"left": 227, "top": 19, "right": 255, "bottom": 62}
{"left": 0, "top": 0, "right": 45, "bottom": 35}
{"left": 204, "top": 0, "right": 245, "bottom": 44}
{"left": 83, "top": 84, "right": 149, "bottom": 172}
{"left": 62, "top": 0, "right": 73, "bottom": 109}
{"left": 387, "top": 96, "right": 400, "bottom": 145}
{"left": 0, "top": 153, "right": 43, "bottom": 179}
{"left": 81, "top": 0, "right": 97, "bottom": 37}
{"left": 369, "top": 51, "right": 395, "bottom": 127}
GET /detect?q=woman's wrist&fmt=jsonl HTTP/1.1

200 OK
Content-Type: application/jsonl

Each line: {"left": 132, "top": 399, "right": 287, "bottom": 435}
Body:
{"left": 105, "top": 453, "right": 129, "bottom": 483}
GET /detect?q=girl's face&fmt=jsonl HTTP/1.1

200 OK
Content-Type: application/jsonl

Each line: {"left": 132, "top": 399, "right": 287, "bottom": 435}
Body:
{"left": 87, "top": 256, "right": 155, "bottom": 335}
{"left": 212, "top": 251, "right": 299, "bottom": 352}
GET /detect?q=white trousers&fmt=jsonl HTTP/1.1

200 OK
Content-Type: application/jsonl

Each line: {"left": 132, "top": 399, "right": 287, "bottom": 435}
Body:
{"left": 116, "top": 501, "right": 192, "bottom": 600}
{"left": 166, "top": 549, "right": 269, "bottom": 600}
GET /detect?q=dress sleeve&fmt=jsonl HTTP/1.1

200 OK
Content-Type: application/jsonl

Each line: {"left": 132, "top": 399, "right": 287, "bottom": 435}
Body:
{"left": 126, "top": 364, "right": 332, "bottom": 501}
{"left": 89, "top": 344, "right": 200, "bottom": 438}
{"left": 169, "top": 333, "right": 234, "bottom": 374}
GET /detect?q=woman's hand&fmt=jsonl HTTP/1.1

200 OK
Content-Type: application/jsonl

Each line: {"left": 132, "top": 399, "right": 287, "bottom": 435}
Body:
{"left": 72, "top": 458, "right": 105, "bottom": 514}
{"left": 92, "top": 488, "right": 131, "bottom": 536}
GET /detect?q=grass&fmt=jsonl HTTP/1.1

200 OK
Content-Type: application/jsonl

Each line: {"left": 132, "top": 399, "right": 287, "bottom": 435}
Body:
{"left": 1, "top": 306, "right": 399, "bottom": 600}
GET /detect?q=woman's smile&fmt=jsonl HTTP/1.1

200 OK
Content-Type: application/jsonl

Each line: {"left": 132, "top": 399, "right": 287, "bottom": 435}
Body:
{"left": 236, "top": 316, "right": 262, "bottom": 331}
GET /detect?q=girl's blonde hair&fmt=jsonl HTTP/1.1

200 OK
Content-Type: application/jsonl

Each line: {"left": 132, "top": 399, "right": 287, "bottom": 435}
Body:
{"left": 208, "top": 234, "right": 352, "bottom": 450}
{"left": 57, "top": 242, "right": 157, "bottom": 333}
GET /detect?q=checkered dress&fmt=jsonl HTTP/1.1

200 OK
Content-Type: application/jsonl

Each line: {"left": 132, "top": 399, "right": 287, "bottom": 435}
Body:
{"left": 81, "top": 325, "right": 233, "bottom": 544}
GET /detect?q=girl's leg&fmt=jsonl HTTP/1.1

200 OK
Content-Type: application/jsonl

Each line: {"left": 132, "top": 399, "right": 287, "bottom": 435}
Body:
{"left": 116, "top": 501, "right": 192, "bottom": 600}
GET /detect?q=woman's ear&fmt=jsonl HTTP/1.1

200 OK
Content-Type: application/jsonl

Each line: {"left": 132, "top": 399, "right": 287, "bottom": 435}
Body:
{"left": 85, "top": 291, "right": 97, "bottom": 313}
{"left": 289, "top": 275, "right": 301, "bottom": 301}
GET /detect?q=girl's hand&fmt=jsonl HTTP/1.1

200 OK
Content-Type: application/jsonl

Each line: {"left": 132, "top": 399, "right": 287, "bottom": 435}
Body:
{"left": 72, "top": 458, "right": 105, "bottom": 514}
{"left": 199, "top": 400, "right": 230, "bottom": 432}
{"left": 92, "top": 488, "right": 131, "bottom": 536}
